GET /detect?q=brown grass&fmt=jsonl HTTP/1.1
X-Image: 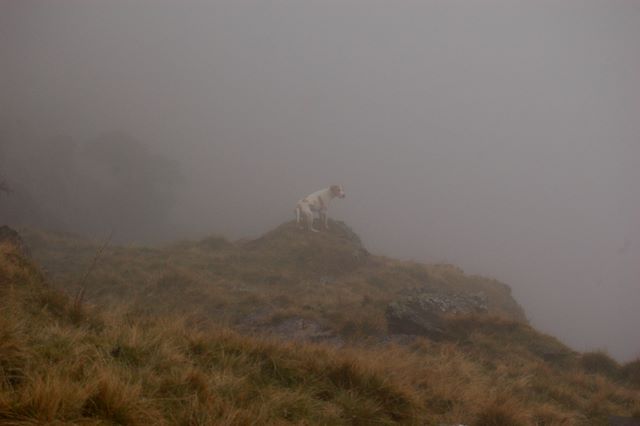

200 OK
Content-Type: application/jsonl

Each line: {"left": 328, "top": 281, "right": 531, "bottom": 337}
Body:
{"left": 622, "top": 358, "right": 640, "bottom": 388}
{"left": 580, "top": 351, "right": 621, "bottom": 379}
{"left": 21, "top": 222, "right": 527, "bottom": 339}
{"left": 2, "top": 228, "right": 639, "bottom": 425}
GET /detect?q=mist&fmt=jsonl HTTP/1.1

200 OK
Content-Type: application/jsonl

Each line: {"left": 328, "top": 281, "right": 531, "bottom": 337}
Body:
{"left": 1, "top": 1, "right": 639, "bottom": 361}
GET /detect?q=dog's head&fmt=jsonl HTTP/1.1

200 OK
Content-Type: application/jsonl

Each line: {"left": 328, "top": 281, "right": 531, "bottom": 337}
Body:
{"left": 330, "top": 184, "right": 346, "bottom": 199}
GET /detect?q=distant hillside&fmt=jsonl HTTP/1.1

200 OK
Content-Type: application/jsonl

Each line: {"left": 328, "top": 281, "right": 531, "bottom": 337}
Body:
{"left": 2, "top": 223, "right": 638, "bottom": 424}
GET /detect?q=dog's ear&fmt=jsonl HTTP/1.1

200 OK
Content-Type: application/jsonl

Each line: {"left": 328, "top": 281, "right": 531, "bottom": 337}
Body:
{"left": 330, "top": 185, "right": 340, "bottom": 194}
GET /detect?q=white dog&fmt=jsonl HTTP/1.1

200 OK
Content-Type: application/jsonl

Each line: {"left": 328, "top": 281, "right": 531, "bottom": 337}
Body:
{"left": 295, "top": 185, "right": 346, "bottom": 232}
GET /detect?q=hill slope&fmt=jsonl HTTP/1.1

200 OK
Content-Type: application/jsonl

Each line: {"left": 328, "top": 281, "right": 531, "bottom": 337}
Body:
{"left": 3, "top": 223, "right": 639, "bottom": 424}
{"left": 0, "top": 241, "right": 420, "bottom": 424}
{"left": 24, "top": 221, "right": 525, "bottom": 340}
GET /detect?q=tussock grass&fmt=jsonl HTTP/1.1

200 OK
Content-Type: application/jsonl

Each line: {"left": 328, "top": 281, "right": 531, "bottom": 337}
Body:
{"left": 22, "top": 222, "right": 527, "bottom": 338}
{"left": 4, "top": 228, "right": 640, "bottom": 424}
{"left": 473, "top": 395, "right": 527, "bottom": 426}
{"left": 1, "top": 242, "right": 419, "bottom": 424}
{"left": 580, "top": 351, "right": 621, "bottom": 379}
{"left": 622, "top": 359, "right": 640, "bottom": 388}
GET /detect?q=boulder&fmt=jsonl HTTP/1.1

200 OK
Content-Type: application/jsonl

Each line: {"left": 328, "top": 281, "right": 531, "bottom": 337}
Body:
{"left": 386, "top": 290, "right": 488, "bottom": 339}
{"left": 241, "top": 311, "right": 343, "bottom": 346}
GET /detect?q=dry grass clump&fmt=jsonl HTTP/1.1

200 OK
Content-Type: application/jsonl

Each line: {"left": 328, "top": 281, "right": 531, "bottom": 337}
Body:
{"left": 621, "top": 358, "right": 640, "bottom": 388}
{"left": 21, "top": 221, "right": 527, "bottom": 340}
{"left": 580, "top": 351, "right": 621, "bottom": 379}
{"left": 473, "top": 396, "right": 527, "bottom": 426}
{"left": 1, "top": 241, "right": 422, "bottom": 424}
{"left": 7, "top": 227, "right": 640, "bottom": 425}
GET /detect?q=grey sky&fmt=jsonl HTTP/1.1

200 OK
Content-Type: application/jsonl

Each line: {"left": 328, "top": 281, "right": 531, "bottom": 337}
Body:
{"left": 1, "top": 1, "right": 639, "bottom": 360}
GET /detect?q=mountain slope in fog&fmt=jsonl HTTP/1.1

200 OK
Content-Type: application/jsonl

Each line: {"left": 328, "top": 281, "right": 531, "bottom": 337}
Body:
{"left": 2, "top": 225, "right": 640, "bottom": 424}
{"left": 24, "top": 220, "right": 526, "bottom": 340}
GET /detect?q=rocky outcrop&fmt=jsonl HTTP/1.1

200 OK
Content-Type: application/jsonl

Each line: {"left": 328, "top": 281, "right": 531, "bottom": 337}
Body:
{"left": 267, "top": 317, "right": 343, "bottom": 345}
{"left": 242, "top": 220, "right": 369, "bottom": 277}
{"left": 386, "top": 290, "right": 488, "bottom": 339}
{"left": 240, "top": 311, "right": 343, "bottom": 346}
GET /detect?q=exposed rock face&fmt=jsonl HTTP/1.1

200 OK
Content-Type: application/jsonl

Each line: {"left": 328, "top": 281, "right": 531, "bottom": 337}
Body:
{"left": 268, "top": 317, "right": 342, "bottom": 345}
{"left": 0, "top": 226, "right": 29, "bottom": 256}
{"left": 240, "top": 311, "right": 343, "bottom": 346}
{"left": 386, "top": 290, "right": 488, "bottom": 339}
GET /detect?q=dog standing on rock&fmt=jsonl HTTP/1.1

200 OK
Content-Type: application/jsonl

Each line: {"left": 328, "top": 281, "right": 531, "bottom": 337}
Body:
{"left": 295, "top": 185, "right": 346, "bottom": 232}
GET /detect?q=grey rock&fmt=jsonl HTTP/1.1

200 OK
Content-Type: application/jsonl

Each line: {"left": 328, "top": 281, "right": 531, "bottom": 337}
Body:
{"left": 269, "top": 317, "right": 337, "bottom": 343}
{"left": 318, "top": 275, "right": 336, "bottom": 285}
{"left": 238, "top": 311, "right": 343, "bottom": 346}
{"left": 386, "top": 290, "right": 488, "bottom": 338}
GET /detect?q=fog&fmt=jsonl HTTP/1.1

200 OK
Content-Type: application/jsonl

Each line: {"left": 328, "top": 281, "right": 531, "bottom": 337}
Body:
{"left": 1, "top": 1, "right": 639, "bottom": 361}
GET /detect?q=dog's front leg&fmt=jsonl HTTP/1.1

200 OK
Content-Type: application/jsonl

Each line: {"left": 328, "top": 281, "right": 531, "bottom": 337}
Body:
{"left": 307, "top": 212, "right": 319, "bottom": 232}
{"left": 320, "top": 210, "right": 329, "bottom": 230}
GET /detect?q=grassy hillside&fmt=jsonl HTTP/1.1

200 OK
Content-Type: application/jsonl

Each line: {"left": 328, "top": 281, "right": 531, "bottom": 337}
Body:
{"left": 23, "top": 221, "right": 526, "bottom": 340}
{"left": 0, "top": 241, "right": 418, "bottom": 424}
{"left": 1, "top": 223, "right": 639, "bottom": 425}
